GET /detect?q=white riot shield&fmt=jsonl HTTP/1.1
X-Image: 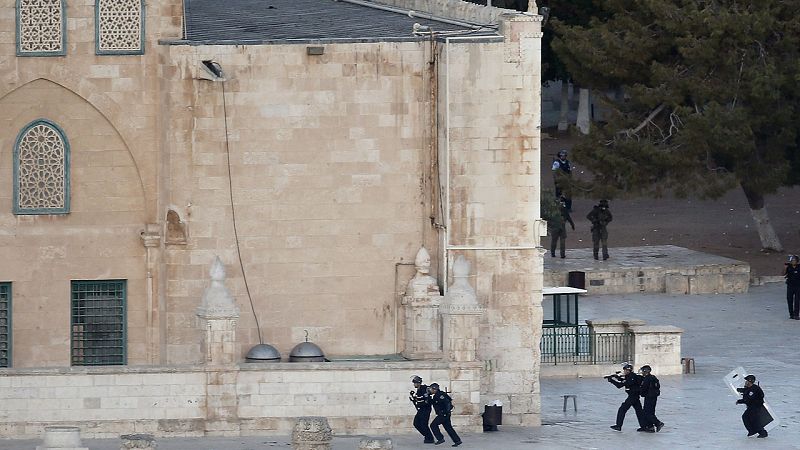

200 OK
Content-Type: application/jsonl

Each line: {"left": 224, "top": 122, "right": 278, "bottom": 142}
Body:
{"left": 723, "top": 367, "right": 780, "bottom": 432}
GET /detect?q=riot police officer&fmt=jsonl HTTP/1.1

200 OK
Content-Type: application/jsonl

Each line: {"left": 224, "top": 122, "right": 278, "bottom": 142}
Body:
{"left": 737, "top": 374, "right": 769, "bottom": 438}
{"left": 409, "top": 375, "right": 434, "bottom": 443}
{"left": 428, "top": 383, "right": 462, "bottom": 447}
{"left": 785, "top": 255, "right": 800, "bottom": 319}
{"left": 587, "top": 199, "right": 613, "bottom": 260}
{"left": 552, "top": 150, "right": 573, "bottom": 212}
{"left": 606, "top": 363, "right": 646, "bottom": 431}
{"left": 639, "top": 365, "right": 664, "bottom": 432}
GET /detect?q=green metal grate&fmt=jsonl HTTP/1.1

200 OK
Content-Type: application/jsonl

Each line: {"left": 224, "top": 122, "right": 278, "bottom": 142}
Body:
{"left": 71, "top": 280, "right": 126, "bottom": 366}
{"left": 0, "top": 283, "right": 10, "bottom": 368}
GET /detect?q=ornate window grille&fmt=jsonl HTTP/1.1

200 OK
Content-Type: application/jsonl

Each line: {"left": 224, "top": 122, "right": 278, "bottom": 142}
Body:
{"left": 13, "top": 119, "right": 70, "bottom": 215}
{"left": 0, "top": 283, "right": 10, "bottom": 368}
{"left": 16, "top": 0, "right": 66, "bottom": 56}
{"left": 71, "top": 280, "right": 127, "bottom": 366}
{"left": 96, "top": 0, "right": 145, "bottom": 55}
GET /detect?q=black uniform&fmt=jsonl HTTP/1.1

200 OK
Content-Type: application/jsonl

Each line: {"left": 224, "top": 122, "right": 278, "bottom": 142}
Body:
{"left": 608, "top": 372, "right": 646, "bottom": 429}
{"left": 410, "top": 385, "right": 434, "bottom": 442}
{"left": 552, "top": 158, "right": 573, "bottom": 212}
{"left": 430, "top": 391, "right": 462, "bottom": 446}
{"left": 549, "top": 201, "right": 575, "bottom": 258}
{"left": 587, "top": 203, "right": 613, "bottom": 260}
{"left": 737, "top": 384, "right": 770, "bottom": 437}
{"left": 785, "top": 263, "right": 800, "bottom": 319}
{"left": 640, "top": 373, "right": 663, "bottom": 431}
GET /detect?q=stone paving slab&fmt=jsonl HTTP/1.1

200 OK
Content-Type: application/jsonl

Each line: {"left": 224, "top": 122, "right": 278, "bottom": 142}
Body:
{"left": 3, "top": 285, "right": 799, "bottom": 449}
{"left": 545, "top": 245, "right": 751, "bottom": 295}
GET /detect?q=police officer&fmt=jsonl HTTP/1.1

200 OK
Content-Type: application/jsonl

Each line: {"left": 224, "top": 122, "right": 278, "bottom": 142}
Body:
{"left": 552, "top": 150, "right": 573, "bottom": 212}
{"left": 409, "top": 375, "right": 434, "bottom": 444}
{"left": 784, "top": 255, "right": 800, "bottom": 319}
{"left": 736, "top": 374, "right": 769, "bottom": 438}
{"left": 428, "top": 383, "right": 462, "bottom": 447}
{"left": 587, "top": 199, "right": 613, "bottom": 260}
{"left": 548, "top": 196, "right": 575, "bottom": 258}
{"left": 639, "top": 365, "right": 664, "bottom": 432}
{"left": 606, "top": 363, "right": 646, "bottom": 431}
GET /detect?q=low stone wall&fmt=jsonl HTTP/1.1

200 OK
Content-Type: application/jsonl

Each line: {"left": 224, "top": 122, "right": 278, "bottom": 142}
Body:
{"left": 0, "top": 362, "right": 482, "bottom": 439}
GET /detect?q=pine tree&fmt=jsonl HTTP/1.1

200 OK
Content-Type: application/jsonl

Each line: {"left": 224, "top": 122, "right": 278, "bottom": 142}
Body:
{"left": 552, "top": 0, "right": 800, "bottom": 251}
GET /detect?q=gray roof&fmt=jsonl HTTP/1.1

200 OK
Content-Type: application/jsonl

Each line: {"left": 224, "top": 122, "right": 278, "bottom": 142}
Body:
{"left": 182, "top": 0, "right": 498, "bottom": 44}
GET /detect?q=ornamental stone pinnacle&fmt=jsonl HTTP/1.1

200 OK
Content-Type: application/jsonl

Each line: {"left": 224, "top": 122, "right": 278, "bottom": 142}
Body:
{"left": 196, "top": 256, "right": 240, "bottom": 319}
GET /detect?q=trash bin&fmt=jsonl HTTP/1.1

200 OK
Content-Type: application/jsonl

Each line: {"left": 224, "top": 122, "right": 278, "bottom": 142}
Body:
{"left": 482, "top": 405, "right": 502, "bottom": 432}
{"left": 567, "top": 271, "right": 585, "bottom": 290}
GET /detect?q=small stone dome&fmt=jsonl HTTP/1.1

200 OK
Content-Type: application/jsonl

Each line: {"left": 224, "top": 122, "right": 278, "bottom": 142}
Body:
{"left": 245, "top": 344, "right": 281, "bottom": 362}
{"left": 289, "top": 341, "right": 325, "bottom": 362}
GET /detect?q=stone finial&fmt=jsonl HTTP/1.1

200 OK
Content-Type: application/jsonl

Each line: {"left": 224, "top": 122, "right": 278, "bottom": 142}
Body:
{"left": 196, "top": 256, "right": 240, "bottom": 319}
{"left": 442, "top": 256, "right": 483, "bottom": 314}
{"left": 527, "top": 1, "right": 538, "bottom": 13}
{"left": 406, "top": 247, "right": 440, "bottom": 297}
{"left": 292, "top": 416, "right": 333, "bottom": 450}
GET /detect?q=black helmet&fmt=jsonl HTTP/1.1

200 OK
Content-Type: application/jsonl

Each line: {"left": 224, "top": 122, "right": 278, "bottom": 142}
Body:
{"left": 599, "top": 199, "right": 609, "bottom": 207}
{"left": 412, "top": 375, "right": 422, "bottom": 384}
{"left": 640, "top": 365, "right": 652, "bottom": 373}
{"left": 622, "top": 364, "right": 633, "bottom": 371}
{"left": 558, "top": 150, "right": 568, "bottom": 158}
{"left": 429, "top": 383, "right": 440, "bottom": 390}
{"left": 745, "top": 374, "right": 756, "bottom": 383}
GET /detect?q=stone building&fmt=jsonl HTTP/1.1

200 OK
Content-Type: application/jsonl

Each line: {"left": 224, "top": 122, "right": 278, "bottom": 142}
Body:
{"left": 0, "top": 0, "right": 545, "bottom": 437}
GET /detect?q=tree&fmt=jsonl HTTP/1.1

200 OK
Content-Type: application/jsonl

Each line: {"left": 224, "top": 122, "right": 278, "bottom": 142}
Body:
{"left": 551, "top": 0, "right": 800, "bottom": 251}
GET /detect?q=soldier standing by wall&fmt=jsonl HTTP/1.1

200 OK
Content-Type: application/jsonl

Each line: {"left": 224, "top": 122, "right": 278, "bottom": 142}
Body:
{"left": 428, "top": 383, "right": 462, "bottom": 447}
{"left": 587, "top": 199, "right": 613, "bottom": 260}
{"left": 552, "top": 150, "right": 573, "bottom": 212}
{"left": 606, "top": 364, "right": 647, "bottom": 431}
{"left": 546, "top": 196, "right": 575, "bottom": 258}
{"left": 736, "top": 374, "right": 770, "bottom": 438}
{"left": 409, "top": 376, "right": 434, "bottom": 444}
{"left": 639, "top": 365, "right": 664, "bottom": 433}
{"left": 784, "top": 255, "right": 800, "bottom": 319}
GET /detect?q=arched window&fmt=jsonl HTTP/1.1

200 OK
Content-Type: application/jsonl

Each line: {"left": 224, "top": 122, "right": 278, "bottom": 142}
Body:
{"left": 13, "top": 119, "right": 70, "bottom": 215}
{"left": 95, "top": 0, "right": 145, "bottom": 55}
{"left": 16, "top": 0, "right": 66, "bottom": 56}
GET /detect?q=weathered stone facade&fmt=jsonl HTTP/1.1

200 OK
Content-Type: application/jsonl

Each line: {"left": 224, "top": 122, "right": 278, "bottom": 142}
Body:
{"left": 0, "top": 0, "right": 544, "bottom": 435}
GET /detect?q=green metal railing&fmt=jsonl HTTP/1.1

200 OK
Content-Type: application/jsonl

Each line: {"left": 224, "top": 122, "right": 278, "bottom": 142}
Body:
{"left": 540, "top": 325, "right": 632, "bottom": 365}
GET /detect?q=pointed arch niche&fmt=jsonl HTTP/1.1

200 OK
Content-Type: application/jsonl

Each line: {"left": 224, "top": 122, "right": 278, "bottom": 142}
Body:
{"left": 13, "top": 119, "right": 70, "bottom": 215}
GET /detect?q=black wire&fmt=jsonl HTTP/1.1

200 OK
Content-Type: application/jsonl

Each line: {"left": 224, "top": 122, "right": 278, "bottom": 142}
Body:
{"left": 221, "top": 80, "right": 263, "bottom": 344}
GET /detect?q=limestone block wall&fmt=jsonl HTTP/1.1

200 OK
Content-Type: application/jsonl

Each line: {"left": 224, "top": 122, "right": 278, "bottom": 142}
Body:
{"left": 438, "top": 14, "right": 543, "bottom": 425}
{"left": 160, "top": 42, "right": 436, "bottom": 363}
{"left": 0, "top": 0, "right": 183, "bottom": 367}
{"left": 0, "top": 362, "right": 479, "bottom": 439}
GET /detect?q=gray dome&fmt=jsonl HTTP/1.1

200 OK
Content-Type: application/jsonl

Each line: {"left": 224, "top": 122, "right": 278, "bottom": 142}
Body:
{"left": 289, "top": 341, "right": 325, "bottom": 362}
{"left": 245, "top": 344, "right": 281, "bottom": 362}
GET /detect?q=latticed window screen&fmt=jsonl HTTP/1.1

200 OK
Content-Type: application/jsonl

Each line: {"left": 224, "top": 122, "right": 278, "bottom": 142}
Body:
{"left": 71, "top": 280, "right": 126, "bottom": 366}
{"left": 13, "top": 119, "right": 70, "bottom": 215}
{"left": 96, "top": 0, "right": 144, "bottom": 55}
{"left": 16, "top": 0, "right": 66, "bottom": 56}
{"left": 0, "top": 283, "right": 11, "bottom": 368}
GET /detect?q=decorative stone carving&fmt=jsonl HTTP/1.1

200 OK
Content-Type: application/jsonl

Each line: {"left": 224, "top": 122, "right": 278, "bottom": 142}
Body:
{"left": 165, "top": 209, "right": 188, "bottom": 245}
{"left": 140, "top": 224, "right": 161, "bottom": 248}
{"left": 120, "top": 434, "right": 156, "bottom": 449}
{"left": 401, "top": 247, "right": 444, "bottom": 360}
{"left": 406, "top": 247, "right": 440, "bottom": 297}
{"left": 17, "top": 0, "right": 65, "bottom": 56}
{"left": 441, "top": 256, "right": 483, "bottom": 315}
{"left": 96, "top": 0, "right": 144, "bottom": 54}
{"left": 196, "top": 256, "right": 240, "bottom": 319}
{"left": 292, "top": 416, "right": 333, "bottom": 450}
{"left": 14, "top": 119, "right": 69, "bottom": 214}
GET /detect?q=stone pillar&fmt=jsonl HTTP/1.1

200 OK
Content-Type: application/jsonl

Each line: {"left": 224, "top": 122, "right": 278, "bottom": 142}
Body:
{"left": 402, "top": 247, "right": 444, "bottom": 360}
{"left": 196, "top": 256, "right": 241, "bottom": 366}
{"left": 441, "top": 256, "right": 484, "bottom": 363}
{"left": 292, "top": 417, "right": 333, "bottom": 450}
{"left": 36, "top": 426, "right": 87, "bottom": 450}
{"left": 140, "top": 224, "right": 161, "bottom": 365}
{"left": 196, "top": 256, "right": 241, "bottom": 435}
{"left": 630, "top": 325, "right": 684, "bottom": 375}
{"left": 576, "top": 88, "right": 591, "bottom": 134}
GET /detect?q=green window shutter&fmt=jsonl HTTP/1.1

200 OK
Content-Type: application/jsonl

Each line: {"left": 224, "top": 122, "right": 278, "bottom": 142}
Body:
{"left": 0, "top": 283, "right": 11, "bottom": 368}
{"left": 70, "top": 280, "right": 126, "bottom": 366}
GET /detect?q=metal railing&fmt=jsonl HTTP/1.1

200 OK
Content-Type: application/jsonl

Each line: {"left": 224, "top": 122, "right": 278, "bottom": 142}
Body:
{"left": 540, "top": 325, "right": 632, "bottom": 365}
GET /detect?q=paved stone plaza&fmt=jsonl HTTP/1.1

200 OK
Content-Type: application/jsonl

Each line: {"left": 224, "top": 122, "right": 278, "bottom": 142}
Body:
{"left": 3, "top": 283, "right": 798, "bottom": 449}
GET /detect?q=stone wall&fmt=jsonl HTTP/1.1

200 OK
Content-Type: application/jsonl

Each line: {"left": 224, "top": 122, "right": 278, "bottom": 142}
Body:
{"left": 0, "top": 362, "right": 480, "bottom": 439}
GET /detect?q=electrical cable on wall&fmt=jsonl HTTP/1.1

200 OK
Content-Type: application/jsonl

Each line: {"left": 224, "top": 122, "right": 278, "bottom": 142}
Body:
{"left": 220, "top": 78, "right": 264, "bottom": 345}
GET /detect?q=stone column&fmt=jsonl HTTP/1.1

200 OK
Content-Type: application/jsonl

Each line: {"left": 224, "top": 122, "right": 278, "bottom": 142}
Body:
{"left": 292, "top": 417, "right": 333, "bottom": 450}
{"left": 441, "top": 256, "right": 484, "bottom": 363}
{"left": 630, "top": 325, "right": 684, "bottom": 375}
{"left": 196, "top": 256, "right": 241, "bottom": 366}
{"left": 576, "top": 88, "right": 591, "bottom": 134}
{"left": 401, "top": 247, "right": 444, "bottom": 360}
{"left": 140, "top": 224, "right": 161, "bottom": 365}
{"left": 196, "top": 256, "right": 241, "bottom": 435}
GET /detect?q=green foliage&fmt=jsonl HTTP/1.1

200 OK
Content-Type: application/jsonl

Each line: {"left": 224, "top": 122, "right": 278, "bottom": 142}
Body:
{"left": 551, "top": 0, "right": 800, "bottom": 201}
{"left": 539, "top": 0, "right": 602, "bottom": 81}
